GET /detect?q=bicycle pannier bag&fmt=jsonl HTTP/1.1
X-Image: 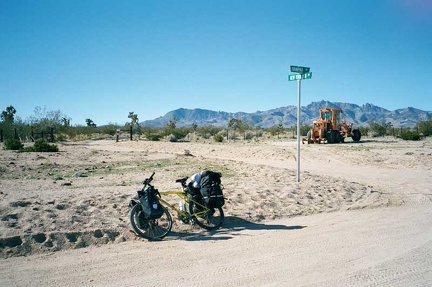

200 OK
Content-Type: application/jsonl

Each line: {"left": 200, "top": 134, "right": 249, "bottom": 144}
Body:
{"left": 187, "top": 182, "right": 202, "bottom": 197}
{"left": 139, "top": 186, "right": 164, "bottom": 219}
{"left": 199, "top": 170, "right": 224, "bottom": 208}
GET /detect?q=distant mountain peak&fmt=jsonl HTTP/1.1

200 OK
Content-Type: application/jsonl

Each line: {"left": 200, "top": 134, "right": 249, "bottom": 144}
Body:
{"left": 141, "top": 101, "right": 431, "bottom": 128}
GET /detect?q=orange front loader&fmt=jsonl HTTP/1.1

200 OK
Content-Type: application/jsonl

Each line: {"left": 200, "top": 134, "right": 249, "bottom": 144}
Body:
{"left": 303, "top": 108, "right": 361, "bottom": 144}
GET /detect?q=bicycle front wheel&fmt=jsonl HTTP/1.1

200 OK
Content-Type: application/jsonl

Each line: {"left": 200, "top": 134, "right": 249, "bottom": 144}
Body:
{"left": 129, "top": 204, "right": 172, "bottom": 240}
{"left": 188, "top": 200, "right": 224, "bottom": 230}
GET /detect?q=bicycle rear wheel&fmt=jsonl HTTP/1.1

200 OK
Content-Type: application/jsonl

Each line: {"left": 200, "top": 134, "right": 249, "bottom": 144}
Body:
{"left": 130, "top": 204, "right": 172, "bottom": 240}
{"left": 188, "top": 200, "right": 224, "bottom": 230}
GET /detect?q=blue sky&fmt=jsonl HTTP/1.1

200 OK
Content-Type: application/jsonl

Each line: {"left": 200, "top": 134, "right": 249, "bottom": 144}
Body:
{"left": 1, "top": 0, "right": 431, "bottom": 125}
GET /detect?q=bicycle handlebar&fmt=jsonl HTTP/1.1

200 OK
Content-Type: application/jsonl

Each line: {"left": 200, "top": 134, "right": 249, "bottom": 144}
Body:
{"left": 143, "top": 172, "right": 155, "bottom": 186}
{"left": 143, "top": 172, "right": 188, "bottom": 189}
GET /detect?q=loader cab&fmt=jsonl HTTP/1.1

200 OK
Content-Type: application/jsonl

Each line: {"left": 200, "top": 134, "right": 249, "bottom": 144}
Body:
{"left": 319, "top": 108, "right": 341, "bottom": 130}
{"left": 320, "top": 110, "right": 332, "bottom": 121}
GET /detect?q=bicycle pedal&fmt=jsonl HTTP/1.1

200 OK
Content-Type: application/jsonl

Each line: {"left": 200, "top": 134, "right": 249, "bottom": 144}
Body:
{"left": 179, "top": 217, "right": 189, "bottom": 224}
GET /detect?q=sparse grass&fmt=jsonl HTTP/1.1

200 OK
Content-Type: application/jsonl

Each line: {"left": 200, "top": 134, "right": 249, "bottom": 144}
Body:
{"left": 52, "top": 174, "right": 64, "bottom": 181}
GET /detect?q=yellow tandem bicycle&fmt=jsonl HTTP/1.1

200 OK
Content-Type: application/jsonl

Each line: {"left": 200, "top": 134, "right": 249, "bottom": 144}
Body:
{"left": 129, "top": 172, "right": 224, "bottom": 240}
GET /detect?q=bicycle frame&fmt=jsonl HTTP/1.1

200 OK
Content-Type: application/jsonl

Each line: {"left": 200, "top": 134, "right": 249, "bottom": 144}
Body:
{"left": 158, "top": 190, "right": 189, "bottom": 218}
{"left": 158, "top": 190, "right": 207, "bottom": 219}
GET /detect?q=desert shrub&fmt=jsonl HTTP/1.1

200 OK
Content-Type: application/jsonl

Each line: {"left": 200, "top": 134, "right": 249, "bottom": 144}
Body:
{"left": 267, "top": 126, "right": 279, "bottom": 137}
{"left": 100, "top": 124, "right": 118, "bottom": 136}
{"left": 359, "top": 127, "right": 369, "bottom": 137}
{"left": 55, "top": 133, "right": 67, "bottom": 141}
{"left": 254, "top": 130, "right": 263, "bottom": 138}
{"left": 34, "top": 139, "right": 58, "bottom": 152}
{"left": 197, "top": 125, "right": 223, "bottom": 139}
{"left": 200, "top": 132, "right": 211, "bottom": 139}
{"left": 24, "top": 139, "right": 59, "bottom": 152}
{"left": 300, "top": 125, "right": 312, "bottom": 136}
{"left": 368, "top": 121, "right": 387, "bottom": 137}
{"left": 164, "top": 127, "right": 189, "bottom": 140}
{"left": 213, "top": 134, "right": 224, "bottom": 142}
{"left": 400, "top": 131, "right": 420, "bottom": 141}
{"left": 4, "top": 138, "right": 24, "bottom": 150}
{"left": 244, "top": 131, "right": 254, "bottom": 140}
{"left": 147, "top": 134, "right": 161, "bottom": 141}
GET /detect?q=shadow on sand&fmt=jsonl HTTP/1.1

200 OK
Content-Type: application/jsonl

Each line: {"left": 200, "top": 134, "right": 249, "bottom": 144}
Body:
{"left": 223, "top": 216, "right": 306, "bottom": 231}
{"left": 166, "top": 216, "right": 306, "bottom": 242}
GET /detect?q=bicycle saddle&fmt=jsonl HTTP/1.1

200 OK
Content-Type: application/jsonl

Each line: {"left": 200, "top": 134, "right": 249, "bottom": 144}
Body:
{"left": 175, "top": 176, "right": 188, "bottom": 184}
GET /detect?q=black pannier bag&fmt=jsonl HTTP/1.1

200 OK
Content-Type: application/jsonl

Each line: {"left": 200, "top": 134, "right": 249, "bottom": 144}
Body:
{"left": 139, "top": 186, "right": 164, "bottom": 219}
{"left": 187, "top": 182, "right": 205, "bottom": 213}
{"left": 187, "top": 182, "right": 202, "bottom": 198}
{"left": 199, "top": 170, "right": 224, "bottom": 208}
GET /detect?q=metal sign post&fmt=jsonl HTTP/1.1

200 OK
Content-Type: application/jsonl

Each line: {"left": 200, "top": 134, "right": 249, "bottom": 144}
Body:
{"left": 289, "top": 66, "right": 312, "bottom": 182}
{"left": 296, "top": 79, "right": 301, "bottom": 182}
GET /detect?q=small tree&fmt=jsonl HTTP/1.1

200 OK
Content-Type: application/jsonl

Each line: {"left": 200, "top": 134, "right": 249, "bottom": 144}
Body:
{"left": 385, "top": 122, "right": 393, "bottom": 136}
{"left": 61, "top": 117, "right": 71, "bottom": 127}
{"left": 239, "top": 120, "right": 253, "bottom": 140}
{"left": 1, "top": 106, "right": 16, "bottom": 123}
{"left": 277, "top": 122, "right": 283, "bottom": 139}
{"left": 85, "top": 118, "right": 96, "bottom": 127}
{"left": 128, "top": 112, "right": 139, "bottom": 126}
{"left": 167, "top": 116, "right": 177, "bottom": 129}
{"left": 27, "top": 106, "right": 67, "bottom": 131}
{"left": 228, "top": 118, "right": 243, "bottom": 141}
{"left": 191, "top": 123, "right": 198, "bottom": 139}
{"left": 0, "top": 106, "right": 18, "bottom": 140}
{"left": 163, "top": 116, "right": 181, "bottom": 140}
{"left": 417, "top": 119, "right": 432, "bottom": 136}
{"left": 128, "top": 112, "right": 141, "bottom": 139}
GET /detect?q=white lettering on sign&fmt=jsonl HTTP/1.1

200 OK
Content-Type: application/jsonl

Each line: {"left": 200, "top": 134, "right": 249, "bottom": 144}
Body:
{"left": 289, "top": 74, "right": 302, "bottom": 81}
{"left": 290, "top": 66, "right": 310, "bottom": 74}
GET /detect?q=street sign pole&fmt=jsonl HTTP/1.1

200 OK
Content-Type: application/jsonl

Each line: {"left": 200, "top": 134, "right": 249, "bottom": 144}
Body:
{"left": 288, "top": 65, "right": 311, "bottom": 183}
{"left": 296, "top": 79, "right": 301, "bottom": 182}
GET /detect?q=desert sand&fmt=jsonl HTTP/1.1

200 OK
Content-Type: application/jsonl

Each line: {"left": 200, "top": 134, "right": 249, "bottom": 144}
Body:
{"left": 0, "top": 136, "right": 431, "bottom": 286}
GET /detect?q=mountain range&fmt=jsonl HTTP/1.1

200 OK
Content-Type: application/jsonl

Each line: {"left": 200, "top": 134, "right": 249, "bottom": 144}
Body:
{"left": 141, "top": 100, "right": 432, "bottom": 128}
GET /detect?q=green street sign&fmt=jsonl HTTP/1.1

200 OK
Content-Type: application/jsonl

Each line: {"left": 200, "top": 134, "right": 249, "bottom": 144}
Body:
{"left": 290, "top": 65, "right": 310, "bottom": 74}
{"left": 302, "top": 72, "right": 312, "bottom": 80}
{"left": 288, "top": 72, "right": 312, "bottom": 81}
